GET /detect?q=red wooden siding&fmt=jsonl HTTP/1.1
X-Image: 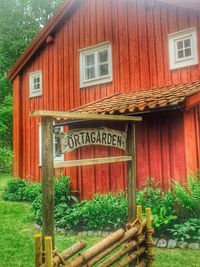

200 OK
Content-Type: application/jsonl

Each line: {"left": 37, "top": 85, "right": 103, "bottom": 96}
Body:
{"left": 12, "top": 0, "right": 200, "bottom": 198}
{"left": 136, "top": 112, "right": 186, "bottom": 190}
{"left": 184, "top": 104, "right": 200, "bottom": 176}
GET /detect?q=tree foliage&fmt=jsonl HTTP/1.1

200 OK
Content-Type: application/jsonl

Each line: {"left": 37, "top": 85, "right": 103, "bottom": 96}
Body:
{"left": 0, "top": 0, "right": 63, "bottom": 151}
{"left": 0, "top": 96, "right": 13, "bottom": 147}
{"left": 0, "top": 0, "right": 63, "bottom": 101}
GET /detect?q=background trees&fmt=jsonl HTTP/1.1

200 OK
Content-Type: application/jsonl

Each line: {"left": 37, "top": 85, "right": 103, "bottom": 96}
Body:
{"left": 0, "top": 0, "right": 63, "bottom": 172}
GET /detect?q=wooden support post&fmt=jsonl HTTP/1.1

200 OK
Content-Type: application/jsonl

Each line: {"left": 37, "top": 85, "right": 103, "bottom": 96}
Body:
{"left": 41, "top": 116, "right": 55, "bottom": 249}
{"left": 136, "top": 206, "right": 143, "bottom": 265}
{"left": 137, "top": 205, "right": 142, "bottom": 224}
{"left": 146, "top": 208, "right": 154, "bottom": 267}
{"left": 127, "top": 123, "right": 136, "bottom": 267}
{"left": 45, "top": 236, "right": 53, "bottom": 267}
{"left": 127, "top": 122, "right": 136, "bottom": 222}
{"left": 35, "top": 234, "right": 42, "bottom": 267}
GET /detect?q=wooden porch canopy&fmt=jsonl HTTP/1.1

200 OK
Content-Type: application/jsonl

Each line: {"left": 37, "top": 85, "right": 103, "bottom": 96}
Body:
{"left": 73, "top": 81, "right": 200, "bottom": 115}
{"left": 30, "top": 110, "right": 142, "bottom": 247}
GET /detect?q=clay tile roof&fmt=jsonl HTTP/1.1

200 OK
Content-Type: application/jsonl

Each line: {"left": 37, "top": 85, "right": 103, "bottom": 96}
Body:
{"left": 74, "top": 81, "right": 200, "bottom": 115}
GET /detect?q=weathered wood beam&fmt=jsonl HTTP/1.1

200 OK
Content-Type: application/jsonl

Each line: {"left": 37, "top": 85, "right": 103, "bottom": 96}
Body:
{"left": 34, "top": 234, "right": 42, "bottom": 267}
{"left": 86, "top": 227, "right": 140, "bottom": 266}
{"left": 41, "top": 116, "right": 55, "bottom": 248}
{"left": 118, "top": 247, "right": 146, "bottom": 267}
{"left": 30, "top": 110, "right": 142, "bottom": 122}
{"left": 45, "top": 236, "right": 53, "bottom": 267}
{"left": 127, "top": 123, "right": 136, "bottom": 222}
{"left": 66, "top": 229, "right": 125, "bottom": 267}
{"left": 54, "top": 156, "right": 132, "bottom": 168}
{"left": 98, "top": 237, "right": 145, "bottom": 267}
{"left": 53, "top": 240, "right": 87, "bottom": 266}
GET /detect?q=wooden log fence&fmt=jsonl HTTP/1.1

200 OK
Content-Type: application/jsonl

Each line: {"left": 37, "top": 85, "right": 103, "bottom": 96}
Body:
{"left": 35, "top": 206, "right": 154, "bottom": 267}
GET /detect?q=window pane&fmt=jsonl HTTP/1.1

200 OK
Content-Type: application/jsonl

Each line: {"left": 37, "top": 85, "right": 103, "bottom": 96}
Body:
{"left": 185, "top": 48, "right": 192, "bottom": 57}
{"left": 177, "top": 50, "right": 184, "bottom": 59}
{"left": 99, "top": 64, "right": 109, "bottom": 76}
{"left": 54, "top": 127, "right": 62, "bottom": 158}
{"left": 98, "top": 50, "right": 108, "bottom": 63}
{"left": 184, "top": 39, "right": 191, "bottom": 48}
{"left": 85, "top": 54, "right": 95, "bottom": 66}
{"left": 85, "top": 67, "right": 95, "bottom": 80}
{"left": 177, "top": 41, "right": 183, "bottom": 50}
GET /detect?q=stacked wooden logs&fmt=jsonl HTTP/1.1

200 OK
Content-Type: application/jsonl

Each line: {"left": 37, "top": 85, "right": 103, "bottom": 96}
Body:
{"left": 35, "top": 206, "right": 154, "bottom": 267}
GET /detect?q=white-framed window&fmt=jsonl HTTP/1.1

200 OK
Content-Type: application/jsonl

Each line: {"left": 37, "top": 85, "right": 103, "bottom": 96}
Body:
{"left": 168, "top": 27, "right": 198, "bottom": 70}
{"left": 80, "top": 42, "right": 112, "bottom": 88}
{"left": 53, "top": 126, "right": 64, "bottom": 161}
{"left": 39, "top": 124, "right": 64, "bottom": 165}
{"left": 29, "top": 70, "right": 42, "bottom": 97}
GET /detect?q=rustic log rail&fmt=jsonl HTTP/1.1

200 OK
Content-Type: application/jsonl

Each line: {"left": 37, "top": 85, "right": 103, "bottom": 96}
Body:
{"left": 35, "top": 206, "right": 154, "bottom": 267}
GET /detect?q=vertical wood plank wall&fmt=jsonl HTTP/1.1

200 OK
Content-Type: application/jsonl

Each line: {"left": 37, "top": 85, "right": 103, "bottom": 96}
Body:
{"left": 184, "top": 105, "right": 200, "bottom": 176}
{"left": 13, "top": 0, "right": 200, "bottom": 198}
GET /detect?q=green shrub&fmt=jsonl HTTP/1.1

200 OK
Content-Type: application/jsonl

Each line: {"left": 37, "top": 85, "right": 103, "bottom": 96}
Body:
{"left": 32, "top": 194, "right": 42, "bottom": 224}
{"left": 136, "top": 179, "right": 177, "bottom": 233}
{"left": 21, "top": 182, "right": 41, "bottom": 202}
{"left": 3, "top": 178, "right": 28, "bottom": 201}
{"left": 173, "top": 175, "right": 200, "bottom": 218}
{"left": 32, "top": 174, "right": 77, "bottom": 225}
{"left": 56, "top": 192, "right": 127, "bottom": 231}
{"left": 0, "top": 147, "right": 13, "bottom": 173}
{"left": 168, "top": 218, "right": 200, "bottom": 242}
{"left": 54, "top": 173, "right": 77, "bottom": 205}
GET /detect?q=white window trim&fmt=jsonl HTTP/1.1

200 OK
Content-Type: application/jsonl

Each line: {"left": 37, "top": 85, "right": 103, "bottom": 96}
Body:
{"left": 38, "top": 124, "right": 64, "bottom": 166}
{"left": 53, "top": 126, "right": 64, "bottom": 162}
{"left": 168, "top": 27, "right": 198, "bottom": 70}
{"left": 29, "top": 70, "right": 42, "bottom": 97}
{"left": 80, "top": 42, "right": 112, "bottom": 88}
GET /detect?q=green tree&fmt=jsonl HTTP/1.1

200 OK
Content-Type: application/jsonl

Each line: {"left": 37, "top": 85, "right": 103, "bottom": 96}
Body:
{"left": 0, "top": 0, "right": 63, "bottom": 154}
{"left": 0, "top": 95, "right": 13, "bottom": 148}
{"left": 0, "top": 0, "right": 63, "bottom": 101}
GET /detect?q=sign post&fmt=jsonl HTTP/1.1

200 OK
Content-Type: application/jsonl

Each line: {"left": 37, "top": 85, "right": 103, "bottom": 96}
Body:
{"left": 127, "top": 123, "right": 136, "bottom": 222}
{"left": 41, "top": 116, "right": 55, "bottom": 249}
{"left": 31, "top": 110, "right": 142, "bottom": 254}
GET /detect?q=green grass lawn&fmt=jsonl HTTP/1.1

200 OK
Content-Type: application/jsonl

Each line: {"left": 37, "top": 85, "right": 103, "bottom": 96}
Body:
{"left": 0, "top": 174, "right": 200, "bottom": 267}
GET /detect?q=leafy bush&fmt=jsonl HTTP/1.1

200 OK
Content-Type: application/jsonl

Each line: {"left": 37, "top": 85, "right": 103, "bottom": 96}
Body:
{"left": 32, "top": 174, "right": 77, "bottom": 225}
{"left": 137, "top": 179, "right": 177, "bottom": 233}
{"left": 3, "top": 178, "right": 28, "bottom": 201}
{"left": 168, "top": 218, "right": 200, "bottom": 242}
{"left": 54, "top": 173, "right": 77, "bottom": 205}
{"left": 32, "top": 194, "right": 42, "bottom": 224}
{"left": 21, "top": 182, "right": 41, "bottom": 202}
{"left": 173, "top": 175, "right": 200, "bottom": 218}
{"left": 0, "top": 147, "right": 13, "bottom": 173}
{"left": 0, "top": 95, "right": 13, "bottom": 148}
{"left": 56, "top": 192, "right": 127, "bottom": 231}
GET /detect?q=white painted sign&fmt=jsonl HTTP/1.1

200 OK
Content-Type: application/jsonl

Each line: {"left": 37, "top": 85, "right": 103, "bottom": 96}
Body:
{"left": 59, "top": 127, "right": 127, "bottom": 153}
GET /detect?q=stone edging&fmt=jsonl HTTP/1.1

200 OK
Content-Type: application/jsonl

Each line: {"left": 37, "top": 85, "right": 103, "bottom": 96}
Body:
{"left": 154, "top": 237, "right": 200, "bottom": 249}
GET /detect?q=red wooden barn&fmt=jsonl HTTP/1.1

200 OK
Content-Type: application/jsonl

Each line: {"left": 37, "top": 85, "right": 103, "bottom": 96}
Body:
{"left": 8, "top": 0, "right": 200, "bottom": 199}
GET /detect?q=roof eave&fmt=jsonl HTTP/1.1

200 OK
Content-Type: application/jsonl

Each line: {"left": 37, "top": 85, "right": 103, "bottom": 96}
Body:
{"left": 157, "top": 0, "right": 200, "bottom": 12}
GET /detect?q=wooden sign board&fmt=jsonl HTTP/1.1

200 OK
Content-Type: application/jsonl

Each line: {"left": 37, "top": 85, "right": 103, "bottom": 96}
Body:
{"left": 59, "top": 127, "right": 127, "bottom": 153}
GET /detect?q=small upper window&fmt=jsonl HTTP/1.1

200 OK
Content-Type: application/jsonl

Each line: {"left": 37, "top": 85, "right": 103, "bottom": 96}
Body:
{"left": 168, "top": 27, "right": 198, "bottom": 70}
{"left": 29, "top": 70, "right": 42, "bottom": 97}
{"left": 80, "top": 42, "right": 112, "bottom": 88}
